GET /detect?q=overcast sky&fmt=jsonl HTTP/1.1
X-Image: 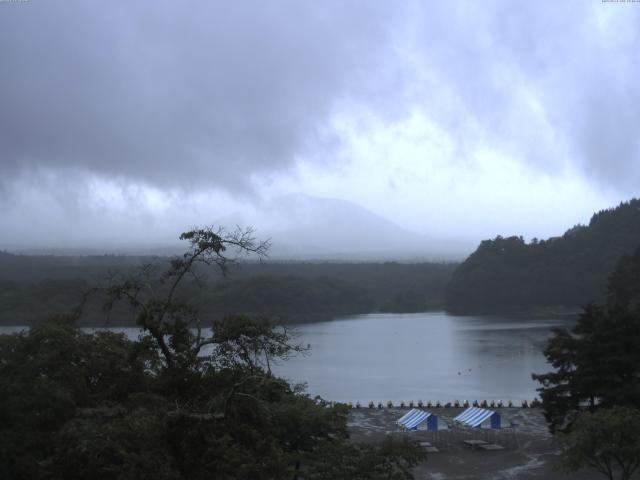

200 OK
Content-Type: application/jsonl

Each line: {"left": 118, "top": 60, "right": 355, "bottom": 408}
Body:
{"left": 0, "top": 0, "right": 638, "bottom": 255}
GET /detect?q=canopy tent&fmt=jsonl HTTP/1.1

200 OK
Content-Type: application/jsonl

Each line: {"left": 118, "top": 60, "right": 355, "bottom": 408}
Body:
{"left": 397, "top": 409, "right": 438, "bottom": 431}
{"left": 453, "top": 407, "right": 501, "bottom": 428}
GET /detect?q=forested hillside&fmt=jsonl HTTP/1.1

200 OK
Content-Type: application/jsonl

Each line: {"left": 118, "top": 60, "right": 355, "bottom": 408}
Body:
{"left": 0, "top": 229, "right": 426, "bottom": 479}
{"left": 446, "top": 199, "right": 640, "bottom": 314}
{"left": 0, "top": 254, "right": 456, "bottom": 326}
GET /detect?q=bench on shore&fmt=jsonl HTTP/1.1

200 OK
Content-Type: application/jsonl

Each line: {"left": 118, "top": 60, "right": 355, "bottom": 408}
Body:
{"left": 478, "top": 443, "right": 505, "bottom": 451}
{"left": 463, "top": 439, "right": 504, "bottom": 451}
{"left": 418, "top": 441, "right": 439, "bottom": 453}
{"left": 463, "top": 439, "right": 488, "bottom": 448}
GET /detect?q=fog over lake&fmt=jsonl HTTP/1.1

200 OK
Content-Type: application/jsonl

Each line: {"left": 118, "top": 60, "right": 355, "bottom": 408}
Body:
{"left": 2, "top": 312, "right": 567, "bottom": 403}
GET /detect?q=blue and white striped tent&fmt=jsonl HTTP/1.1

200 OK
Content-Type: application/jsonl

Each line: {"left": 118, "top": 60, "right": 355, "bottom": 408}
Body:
{"left": 453, "top": 407, "right": 501, "bottom": 429}
{"left": 397, "top": 409, "right": 438, "bottom": 430}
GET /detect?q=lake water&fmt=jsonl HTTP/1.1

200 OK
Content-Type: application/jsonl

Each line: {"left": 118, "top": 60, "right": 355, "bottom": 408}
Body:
{"left": 0, "top": 312, "right": 570, "bottom": 403}
{"left": 273, "top": 312, "right": 568, "bottom": 404}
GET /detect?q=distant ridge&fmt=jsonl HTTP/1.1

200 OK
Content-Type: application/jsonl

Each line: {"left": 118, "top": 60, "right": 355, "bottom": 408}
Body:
{"left": 258, "top": 194, "right": 473, "bottom": 261}
{"left": 446, "top": 198, "right": 640, "bottom": 314}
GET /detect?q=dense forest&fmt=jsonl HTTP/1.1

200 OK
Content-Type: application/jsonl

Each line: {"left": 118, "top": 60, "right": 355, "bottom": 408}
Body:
{"left": 447, "top": 199, "right": 640, "bottom": 314}
{"left": 0, "top": 252, "right": 456, "bottom": 326}
{"left": 0, "top": 228, "right": 426, "bottom": 479}
{"left": 4, "top": 198, "right": 640, "bottom": 324}
{"left": 532, "top": 245, "right": 640, "bottom": 479}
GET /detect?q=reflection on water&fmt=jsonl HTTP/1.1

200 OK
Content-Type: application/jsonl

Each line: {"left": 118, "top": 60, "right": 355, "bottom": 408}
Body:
{"left": 0, "top": 312, "right": 571, "bottom": 403}
{"left": 273, "top": 312, "right": 570, "bottom": 403}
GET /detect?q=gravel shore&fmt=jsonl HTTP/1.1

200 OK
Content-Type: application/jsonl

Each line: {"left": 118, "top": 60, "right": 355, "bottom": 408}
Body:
{"left": 347, "top": 408, "right": 601, "bottom": 479}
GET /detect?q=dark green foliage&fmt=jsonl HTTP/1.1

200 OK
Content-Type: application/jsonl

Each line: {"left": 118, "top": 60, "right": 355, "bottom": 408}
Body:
{"left": 606, "top": 246, "right": 640, "bottom": 310}
{"left": 0, "top": 228, "right": 425, "bottom": 479}
{"left": 0, "top": 278, "right": 91, "bottom": 325}
{"left": 203, "top": 275, "right": 374, "bottom": 322}
{"left": 556, "top": 407, "right": 640, "bottom": 480}
{"left": 447, "top": 199, "right": 640, "bottom": 313}
{"left": 232, "top": 262, "right": 455, "bottom": 316}
{"left": 533, "top": 246, "right": 640, "bottom": 432}
{"left": 0, "top": 317, "right": 423, "bottom": 479}
{"left": 303, "top": 438, "right": 427, "bottom": 480}
{"left": 0, "top": 255, "right": 456, "bottom": 326}
{"left": 533, "top": 305, "right": 640, "bottom": 432}
{"left": 0, "top": 317, "right": 154, "bottom": 479}
{"left": 53, "top": 405, "right": 178, "bottom": 480}
{"left": 379, "top": 291, "right": 433, "bottom": 313}
{"left": 534, "top": 245, "right": 640, "bottom": 479}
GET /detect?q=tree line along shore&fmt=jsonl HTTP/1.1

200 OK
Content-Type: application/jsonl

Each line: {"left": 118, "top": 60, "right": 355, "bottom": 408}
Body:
{"left": 1, "top": 198, "right": 639, "bottom": 326}
{"left": 2, "top": 202, "right": 640, "bottom": 479}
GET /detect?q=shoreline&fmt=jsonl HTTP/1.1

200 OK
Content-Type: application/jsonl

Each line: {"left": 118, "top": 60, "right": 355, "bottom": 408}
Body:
{"left": 0, "top": 305, "right": 582, "bottom": 329}
{"left": 348, "top": 408, "right": 600, "bottom": 479}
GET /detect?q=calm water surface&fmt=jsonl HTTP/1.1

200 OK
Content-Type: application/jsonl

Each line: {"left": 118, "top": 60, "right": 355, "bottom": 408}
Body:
{"left": 0, "top": 312, "right": 570, "bottom": 403}
{"left": 274, "top": 312, "right": 569, "bottom": 403}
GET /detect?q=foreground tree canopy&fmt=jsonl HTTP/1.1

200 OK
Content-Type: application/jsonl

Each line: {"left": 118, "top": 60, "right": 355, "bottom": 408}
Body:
{"left": 556, "top": 407, "right": 640, "bottom": 480}
{"left": 533, "top": 246, "right": 640, "bottom": 433}
{"left": 0, "top": 227, "right": 425, "bottom": 479}
{"left": 534, "top": 245, "right": 640, "bottom": 479}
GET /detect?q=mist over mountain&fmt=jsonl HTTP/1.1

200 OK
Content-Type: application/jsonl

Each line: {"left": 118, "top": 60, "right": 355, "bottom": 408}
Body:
{"left": 3, "top": 3, "right": 640, "bottom": 478}
{"left": 227, "top": 194, "right": 474, "bottom": 261}
{"left": 5, "top": 194, "right": 472, "bottom": 260}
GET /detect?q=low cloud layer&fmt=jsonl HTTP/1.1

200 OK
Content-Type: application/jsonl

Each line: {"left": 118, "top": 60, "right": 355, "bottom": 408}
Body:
{"left": 0, "top": 1, "right": 638, "bottom": 251}
{"left": 0, "top": 1, "right": 396, "bottom": 190}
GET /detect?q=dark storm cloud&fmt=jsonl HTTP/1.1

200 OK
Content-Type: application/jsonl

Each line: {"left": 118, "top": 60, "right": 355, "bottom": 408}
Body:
{"left": 0, "top": 0, "right": 396, "bottom": 190}
{"left": 0, "top": 0, "right": 638, "bottom": 243}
